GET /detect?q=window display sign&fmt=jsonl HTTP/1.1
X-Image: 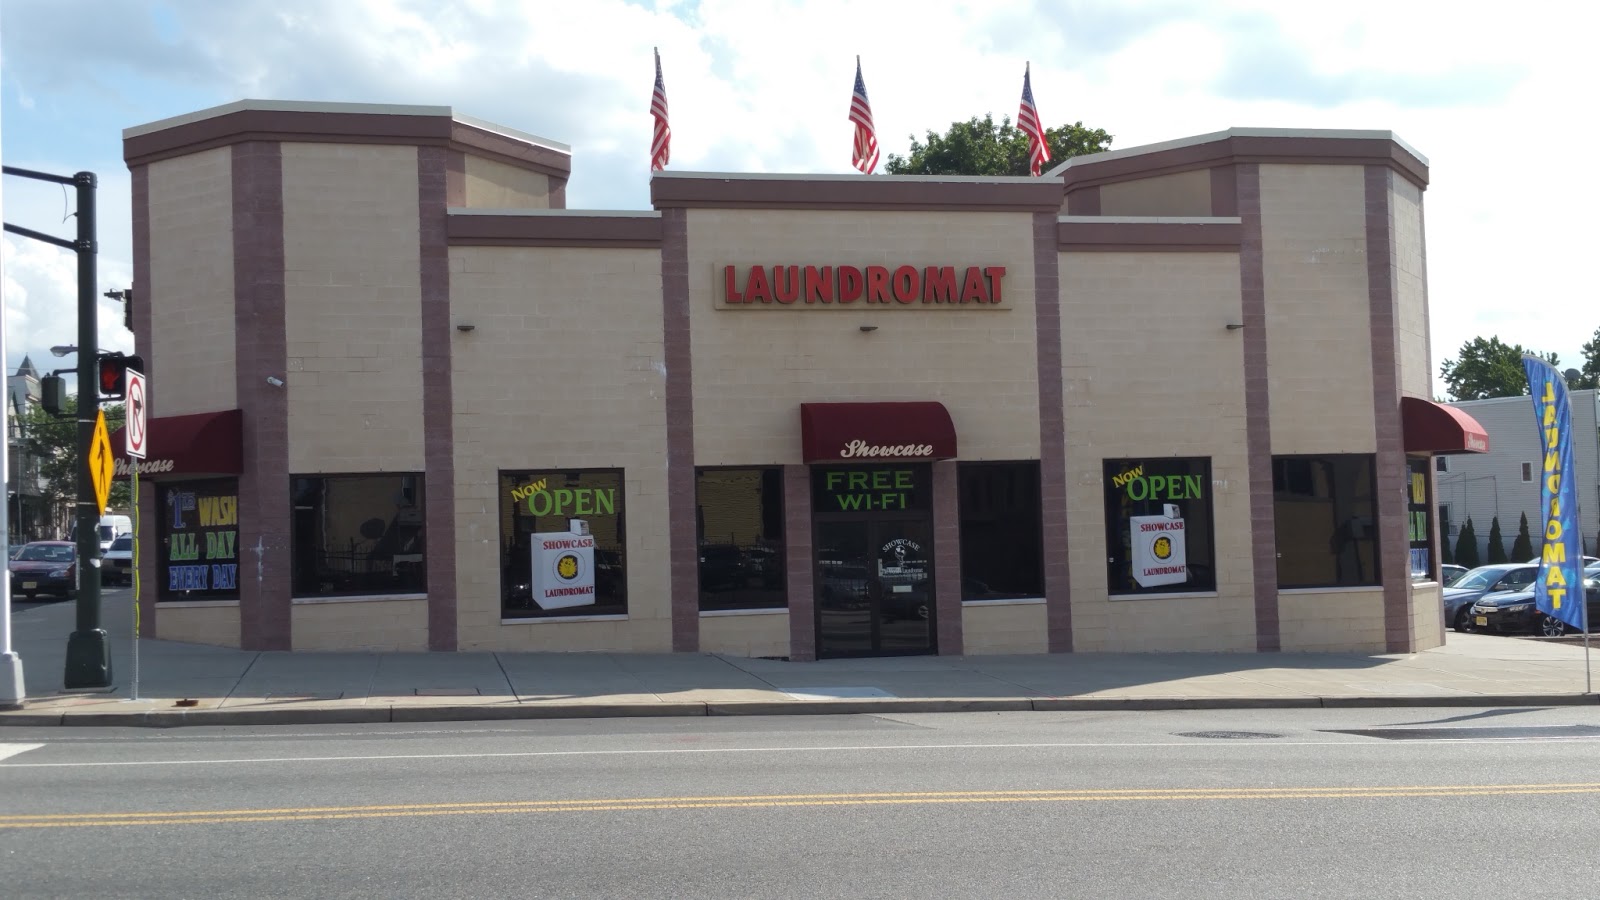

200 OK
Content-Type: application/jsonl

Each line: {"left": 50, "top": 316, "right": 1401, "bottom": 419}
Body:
{"left": 1407, "top": 458, "right": 1433, "bottom": 580}
{"left": 530, "top": 522, "right": 597, "bottom": 610}
{"left": 1130, "top": 503, "right": 1188, "bottom": 588}
{"left": 160, "top": 479, "right": 240, "bottom": 600}
{"left": 1103, "top": 458, "right": 1216, "bottom": 596}
{"left": 500, "top": 470, "right": 627, "bottom": 618}
{"left": 812, "top": 465, "right": 932, "bottom": 514}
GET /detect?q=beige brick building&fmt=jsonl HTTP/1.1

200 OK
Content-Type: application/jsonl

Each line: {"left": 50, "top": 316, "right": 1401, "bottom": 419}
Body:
{"left": 117, "top": 101, "right": 1486, "bottom": 658}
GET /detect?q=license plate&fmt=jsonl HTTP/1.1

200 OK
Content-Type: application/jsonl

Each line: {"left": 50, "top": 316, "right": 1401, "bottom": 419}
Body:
{"left": 21, "top": 581, "right": 35, "bottom": 590}
{"left": 1476, "top": 616, "right": 1489, "bottom": 627}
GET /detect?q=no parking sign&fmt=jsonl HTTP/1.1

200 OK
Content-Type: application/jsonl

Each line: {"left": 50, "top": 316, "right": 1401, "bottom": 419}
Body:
{"left": 125, "top": 369, "right": 148, "bottom": 459}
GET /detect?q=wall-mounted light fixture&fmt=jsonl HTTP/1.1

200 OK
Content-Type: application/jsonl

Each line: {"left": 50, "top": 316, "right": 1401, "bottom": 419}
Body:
{"left": 859, "top": 325, "right": 878, "bottom": 332}
{"left": 456, "top": 323, "right": 476, "bottom": 332}
{"left": 1225, "top": 323, "right": 1246, "bottom": 330}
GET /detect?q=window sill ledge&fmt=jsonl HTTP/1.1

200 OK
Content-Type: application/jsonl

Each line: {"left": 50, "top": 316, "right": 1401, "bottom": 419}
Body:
{"left": 292, "top": 594, "right": 427, "bottom": 605}
{"left": 961, "top": 597, "right": 1046, "bottom": 607}
{"left": 700, "top": 607, "right": 787, "bottom": 617}
{"left": 155, "top": 599, "right": 240, "bottom": 608}
{"left": 1108, "top": 591, "right": 1220, "bottom": 602}
{"left": 1279, "top": 586, "right": 1382, "bottom": 594}
{"left": 501, "top": 613, "right": 629, "bottom": 625}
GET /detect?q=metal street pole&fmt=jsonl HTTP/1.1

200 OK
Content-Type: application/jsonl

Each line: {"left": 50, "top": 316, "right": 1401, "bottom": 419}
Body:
{"left": 0, "top": 101, "right": 23, "bottom": 706}
{"left": 63, "top": 171, "right": 110, "bottom": 689}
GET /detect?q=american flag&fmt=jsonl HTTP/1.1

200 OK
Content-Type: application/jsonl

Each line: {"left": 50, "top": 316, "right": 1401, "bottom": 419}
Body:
{"left": 1018, "top": 63, "right": 1050, "bottom": 176}
{"left": 849, "top": 57, "right": 879, "bottom": 174}
{"left": 650, "top": 47, "right": 671, "bottom": 171}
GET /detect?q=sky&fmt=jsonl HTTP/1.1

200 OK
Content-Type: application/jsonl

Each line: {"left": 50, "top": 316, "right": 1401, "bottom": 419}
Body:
{"left": 1, "top": 0, "right": 1595, "bottom": 398}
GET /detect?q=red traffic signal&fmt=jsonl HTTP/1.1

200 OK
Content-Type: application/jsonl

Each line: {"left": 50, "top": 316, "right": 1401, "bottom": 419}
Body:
{"left": 96, "top": 353, "right": 144, "bottom": 400}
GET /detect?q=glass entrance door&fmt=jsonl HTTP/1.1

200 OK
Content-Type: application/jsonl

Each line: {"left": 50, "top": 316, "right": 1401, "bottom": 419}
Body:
{"left": 814, "top": 518, "right": 935, "bottom": 658}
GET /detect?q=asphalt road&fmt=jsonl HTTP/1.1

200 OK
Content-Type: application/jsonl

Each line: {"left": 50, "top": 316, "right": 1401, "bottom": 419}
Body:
{"left": 3, "top": 707, "right": 1600, "bottom": 898}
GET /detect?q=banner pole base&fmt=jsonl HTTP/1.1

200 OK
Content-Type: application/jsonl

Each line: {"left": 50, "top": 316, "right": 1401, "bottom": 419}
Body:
{"left": 0, "top": 652, "right": 24, "bottom": 710}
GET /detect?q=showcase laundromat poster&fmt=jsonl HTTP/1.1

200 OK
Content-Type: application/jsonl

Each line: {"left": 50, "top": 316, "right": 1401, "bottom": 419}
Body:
{"left": 1111, "top": 463, "right": 1201, "bottom": 588}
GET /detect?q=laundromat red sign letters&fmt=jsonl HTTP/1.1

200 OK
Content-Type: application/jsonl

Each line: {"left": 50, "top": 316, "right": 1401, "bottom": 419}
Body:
{"left": 720, "top": 264, "right": 1008, "bottom": 308}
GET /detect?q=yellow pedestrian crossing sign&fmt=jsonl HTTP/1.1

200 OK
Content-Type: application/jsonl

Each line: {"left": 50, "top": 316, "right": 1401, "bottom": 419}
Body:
{"left": 90, "top": 409, "right": 114, "bottom": 515}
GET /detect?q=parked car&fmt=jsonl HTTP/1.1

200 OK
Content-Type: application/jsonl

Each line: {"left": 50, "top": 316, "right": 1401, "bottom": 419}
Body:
{"left": 8, "top": 541, "right": 78, "bottom": 601}
{"left": 1470, "top": 564, "right": 1600, "bottom": 637}
{"left": 102, "top": 535, "right": 134, "bottom": 586}
{"left": 1524, "top": 556, "right": 1600, "bottom": 567}
{"left": 1441, "top": 563, "right": 1539, "bottom": 632}
{"left": 1440, "top": 564, "right": 1469, "bottom": 586}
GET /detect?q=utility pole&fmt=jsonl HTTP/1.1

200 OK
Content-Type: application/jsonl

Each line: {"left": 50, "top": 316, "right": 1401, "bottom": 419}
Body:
{"left": 65, "top": 171, "right": 109, "bottom": 689}
{"left": 1, "top": 165, "right": 111, "bottom": 691}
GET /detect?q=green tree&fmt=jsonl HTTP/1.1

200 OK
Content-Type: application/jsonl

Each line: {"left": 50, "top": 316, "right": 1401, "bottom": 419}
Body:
{"left": 19, "top": 396, "right": 131, "bottom": 519}
{"left": 1454, "top": 517, "right": 1480, "bottom": 569}
{"left": 1577, "top": 326, "right": 1600, "bottom": 390}
{"left": 1485, "top": 516, "right": 1507, "bottom": 564}
{"left": 1438, "top": 336, "right": 1560, "bottom": 401}
{"left": 883, "top": 114, "right": 1112, "bottom": 176}
{"left": 1510, "top": 511, "right": 1534, "bottom": 562}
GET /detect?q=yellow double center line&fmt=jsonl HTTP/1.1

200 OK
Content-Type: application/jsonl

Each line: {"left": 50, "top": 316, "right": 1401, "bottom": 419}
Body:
{"left": 7, "top": 783, "right": 1600, "bottom": 829}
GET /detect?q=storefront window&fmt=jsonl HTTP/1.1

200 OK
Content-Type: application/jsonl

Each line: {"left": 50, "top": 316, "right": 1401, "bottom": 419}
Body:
{"left": 696, "top": 468, "right": 786, "bottom": 611}
{"left": 500, "top": 469, "right": 626, "bottom": 618}
{"left": 1103, "top": 458, "right": 1217, "bottom": 595}
{"left": 158, "top": 478, "right": 240, "bottom": 602}
{"left": 290, "top": 474, "right": 426, "bottom": 597}
{"left": 958, "top": 462, "right": 1043, "bottom": 600}
{"left": 1272, "top": 455, "right": 1379, "bottom": 588}
{"left": 1407, "top": 457, "right": 1434, "bottom": 581}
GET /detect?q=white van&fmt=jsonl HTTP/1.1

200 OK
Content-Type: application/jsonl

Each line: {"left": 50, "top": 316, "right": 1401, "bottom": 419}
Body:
{"left": 67, "top": 514, "right": 134, "bottom": 553}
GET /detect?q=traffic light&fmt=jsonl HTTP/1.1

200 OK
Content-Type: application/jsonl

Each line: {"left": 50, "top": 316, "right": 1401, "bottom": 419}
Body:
{"left": 96, "top": 352, "right": 144, "bottom": 400}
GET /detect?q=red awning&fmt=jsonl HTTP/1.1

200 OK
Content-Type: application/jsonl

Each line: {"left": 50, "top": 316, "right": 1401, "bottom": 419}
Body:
{"left": 800, "top": 402, "right": 957, "bottom": 464}
{"left": 1402, "top": 397, "right": 1489, "bottom": 455}
{"left": 109, "top": 409, "right": 244, "bottom": 479}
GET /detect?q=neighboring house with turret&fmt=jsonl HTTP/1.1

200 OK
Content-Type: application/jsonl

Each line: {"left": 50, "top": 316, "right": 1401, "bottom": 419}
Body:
{"left": 6, "top": 356, "right": 57, "bottom": 545}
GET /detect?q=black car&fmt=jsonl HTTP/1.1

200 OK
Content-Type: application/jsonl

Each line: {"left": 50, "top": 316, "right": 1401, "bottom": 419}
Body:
{"left": 1470, "top": 565, "right": 1600, "bottom": 637}
{"left": 1441, "top": 564, "right": 1539, "bottom": 632}
{"left": 8, "top": 541, "right": 78, "bottom": 600}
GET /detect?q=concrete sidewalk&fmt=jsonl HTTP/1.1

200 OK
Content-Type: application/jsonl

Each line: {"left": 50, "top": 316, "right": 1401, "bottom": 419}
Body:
{"left": 3, "top": 597, "right": 1598, "bottom": 727}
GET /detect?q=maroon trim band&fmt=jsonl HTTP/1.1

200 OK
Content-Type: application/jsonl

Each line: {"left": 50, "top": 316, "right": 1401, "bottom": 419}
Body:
{"left": 419, "top": 146, "right": 458, "bottom": 651}
{"left": 1034, "top": 211, "right": 1073, "bottom": 652}
{"left": 661, "top": 208, "right": 698, "bottom": 652}
{"left": 232, "top": 141, "right": 291, "bottom": 651}
{"left": 131, "top": 164, "right": 156, "bottom": 637}
{"left": 1065, "top": 186, "right": 1100, "bottom": 216}
{"left": 933, "top": 461, "right": 963, "bottom": 655}
{"left": 1209, "top": 166, "right": 1238, "bottom": 217}
{"left": 124, "top": 108, "right": 571, "bottom": 179}
{"left": 1057, "top": 220, "right": 1241, "bottom": 252}
{"left": 653, "top": 175, "right": 1063, "bottom": 212}
{"left": 784, "top": 465, "right": 816, "bottom": 661}
{"left": 1366, "top": 166, "right": 1412, "bottom": 652}
{"left": 447, "top": 213, "right": 663, "bottom": 248}
{"left": 1236, "top": 164, "right": 1280, "bottom": 651}
{"left": 1062, "top": 133, "right": 1427, "bottom": 192}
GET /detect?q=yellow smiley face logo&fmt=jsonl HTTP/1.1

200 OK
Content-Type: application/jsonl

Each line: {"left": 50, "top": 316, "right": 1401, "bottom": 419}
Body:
{"left": 1153, "top": 536, "right": 1172, "bottom": 560}
{"left": 557, "top": 554, "right": 579, "bottom": 580}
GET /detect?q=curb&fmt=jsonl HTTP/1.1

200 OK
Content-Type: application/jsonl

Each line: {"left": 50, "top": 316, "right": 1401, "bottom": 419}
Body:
{"left": 2, "top": 693, "right": 1597, "bottom": 727}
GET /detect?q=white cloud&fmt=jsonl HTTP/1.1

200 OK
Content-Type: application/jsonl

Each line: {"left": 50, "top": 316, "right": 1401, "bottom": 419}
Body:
{"left": 1, "top": 0, "right": 1596, "bottom": 391}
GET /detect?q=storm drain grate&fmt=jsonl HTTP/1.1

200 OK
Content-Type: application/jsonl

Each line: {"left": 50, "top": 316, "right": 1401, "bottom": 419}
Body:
{"left": 1175, "top": 730, "right": 1285, "bottom": 740}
